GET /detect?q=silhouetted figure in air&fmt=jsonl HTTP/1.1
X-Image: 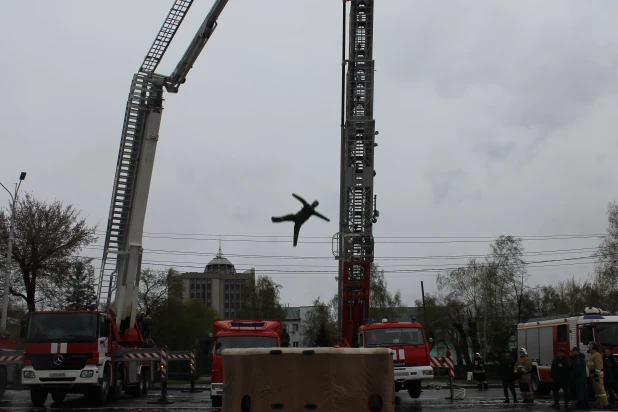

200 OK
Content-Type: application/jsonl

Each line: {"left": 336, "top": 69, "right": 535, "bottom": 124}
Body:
{"left": 271, "top": 193, "right": 330, "bottom": 247}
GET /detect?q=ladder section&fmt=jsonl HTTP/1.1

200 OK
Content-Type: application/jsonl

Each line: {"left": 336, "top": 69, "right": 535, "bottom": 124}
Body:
{"left": 140, "top": 0, "right": 195, "bottom": 74}
{"left": 98, "top": 73, "right": 164, "bottom": 308}
{"left": 343, "top": 0, "right": 375, "bottom": 263}
{"left": 340, "top": 0, "right": 376, "bottom": 345}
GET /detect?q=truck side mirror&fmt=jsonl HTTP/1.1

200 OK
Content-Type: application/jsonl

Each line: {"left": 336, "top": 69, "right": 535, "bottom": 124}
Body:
{"left": 20, "top": 317, "right": 28, "bottom": 340}
{"left": 103, "top": 318, "right": 111, "bottom": 338}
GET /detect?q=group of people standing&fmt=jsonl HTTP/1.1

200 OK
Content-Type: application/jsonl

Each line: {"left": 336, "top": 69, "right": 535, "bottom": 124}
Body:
{"left": 472, "top": 342, "right": 617, "bottom": 410}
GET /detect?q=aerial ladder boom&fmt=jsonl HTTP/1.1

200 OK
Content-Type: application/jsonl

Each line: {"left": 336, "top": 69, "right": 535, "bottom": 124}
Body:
{"left": 335, "top": 0, "right": 377, "bottom": 347}
{"left": 97, "top": 0, "right": 230, "bottom": 332}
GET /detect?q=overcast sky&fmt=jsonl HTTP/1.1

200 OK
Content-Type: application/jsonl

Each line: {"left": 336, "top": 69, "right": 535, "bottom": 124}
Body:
{"left": 1, "top": 0, "right": 617, "bottom": 308}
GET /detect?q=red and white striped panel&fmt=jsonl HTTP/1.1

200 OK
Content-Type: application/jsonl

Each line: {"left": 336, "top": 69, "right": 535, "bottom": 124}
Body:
{"left": 169, "top": 353, "right": 190, "bottom": 360}
{"left": 160, "top": 348, "right": 168, "bottom": 380}
{"left": 0, "top": 355, "right": 22, "bottom": 362}
{"left": 430, "top": 356, "right": 444, "bottom": 368}
{"left": 125, "top": 352, "right": 160, "bottom": 359}
{"left": 190, "top": 350, "right": 195, "bottom": 375}
{"left": 445, "top": 350, "right": 455, "bottom": 380}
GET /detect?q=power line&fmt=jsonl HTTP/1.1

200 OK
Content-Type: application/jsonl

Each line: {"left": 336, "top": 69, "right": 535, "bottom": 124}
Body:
{"left": 94, "top": 230, "right": 606, "bottom": 240}
{"left": 83, "top": 245, "right": 601, "bottom": 261}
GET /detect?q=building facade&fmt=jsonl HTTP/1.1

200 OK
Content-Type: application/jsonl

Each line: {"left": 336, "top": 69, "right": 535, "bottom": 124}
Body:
{"left": 282, "top": 306, "right": 318, "bottom": 347}
{"left": 173, "top": 247, "right": 255, "bottom": 318}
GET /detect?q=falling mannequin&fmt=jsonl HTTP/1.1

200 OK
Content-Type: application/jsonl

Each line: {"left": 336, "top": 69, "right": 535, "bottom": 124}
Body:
{"left": 271, "top": 193, "right": 330, "bottom": 247}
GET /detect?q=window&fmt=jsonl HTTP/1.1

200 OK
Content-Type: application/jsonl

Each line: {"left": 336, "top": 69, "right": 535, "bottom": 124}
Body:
{"left": 557, "top": 325, "right": 568, "bottom": 342}
{"left": 293, "top": 342, "right": 299, "bottom": 348}
{"left": 293, "top": 324, "right": 299, "bottom": 332}
{"left": 580, "top": 325, "right": 594, "bottom": 345}
{"left": 365, "top": 327, "right": 425, "bottom": 346}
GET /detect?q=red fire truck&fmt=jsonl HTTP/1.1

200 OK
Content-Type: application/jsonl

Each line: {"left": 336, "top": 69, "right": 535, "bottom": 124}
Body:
{"left": 20, "top": 310, "right": 164, "bottom": 406}
{"left": 209, "top": 320, "right": 282, "bottom": 407}
{"left": 357, "top": 318, "right": 433, "bottom": 398}
{"left": 516, "top": 306, "right": 618, "bottom": 394}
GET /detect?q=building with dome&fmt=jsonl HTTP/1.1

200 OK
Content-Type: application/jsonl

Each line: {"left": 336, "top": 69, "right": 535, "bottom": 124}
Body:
{"left": 172, "top": 247, "right": 255, "bottom": 318}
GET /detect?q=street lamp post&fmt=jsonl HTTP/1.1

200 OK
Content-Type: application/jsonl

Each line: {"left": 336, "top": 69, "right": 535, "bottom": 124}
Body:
{"left": 0, "top": 172, "right": 26, "bottom": 335}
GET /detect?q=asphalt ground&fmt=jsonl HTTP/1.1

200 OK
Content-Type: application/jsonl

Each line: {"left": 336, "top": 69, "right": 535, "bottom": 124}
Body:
{"left": 0, "top": 386, "right": 574, "bottom": 412}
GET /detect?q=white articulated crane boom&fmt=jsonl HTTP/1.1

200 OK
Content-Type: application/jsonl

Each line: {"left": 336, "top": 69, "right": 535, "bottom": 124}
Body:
{"left": 97, "top": 0, "right": 230, "bottom": 332}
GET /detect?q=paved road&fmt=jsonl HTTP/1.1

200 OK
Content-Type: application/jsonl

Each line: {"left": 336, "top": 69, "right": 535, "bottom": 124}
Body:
{"left": 0, "top": 387, "right": 558, "bottom": 411}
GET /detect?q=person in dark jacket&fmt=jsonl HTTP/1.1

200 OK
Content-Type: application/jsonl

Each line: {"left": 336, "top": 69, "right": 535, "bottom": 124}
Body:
{"left": 603, "top": 348, "right": 616, "bottom": 404}
{"left": 499, "top": 350, "right": 518, "bottom": 403}
{"left": 571, "top": 346, "right": 591, "bottom": 410}
{"left": 473, "top": 352, "right": 488, "bottom": 390}
{"left": 550, "top": 348, "right": 571, "bottom": 409}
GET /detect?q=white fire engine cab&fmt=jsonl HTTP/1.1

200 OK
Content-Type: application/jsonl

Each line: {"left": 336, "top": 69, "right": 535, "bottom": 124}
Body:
{"left": 517, "top": 306, "right": 618, "bottom": 394}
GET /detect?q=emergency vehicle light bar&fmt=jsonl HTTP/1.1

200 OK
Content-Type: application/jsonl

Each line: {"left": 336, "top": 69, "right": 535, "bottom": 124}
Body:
{"left": 230, "top": 321, "right": 265, "bottom": 328}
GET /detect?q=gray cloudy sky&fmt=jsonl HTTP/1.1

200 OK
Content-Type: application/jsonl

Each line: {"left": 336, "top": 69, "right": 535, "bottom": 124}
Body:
{"left": 1, "top": 0, "right": 617, "bottom": 308}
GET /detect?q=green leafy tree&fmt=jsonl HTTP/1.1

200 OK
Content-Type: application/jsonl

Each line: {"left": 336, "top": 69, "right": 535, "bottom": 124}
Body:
{"left": 151, "top": 299, "right": 218, "bottom": 350}
{"left": 301, "top": 298, "right": 337, "bottom": 347}
{"left": 0, "top": 192, "right": 97, "bottom": 311}
{"left": 64, "top": 258, "right": 97, "bottom": 310}
{"left": 370, "top": 263, "right": 405, "bottom": 321}
{"left": 238, "top": 276, "right": 285, "bottom": 320}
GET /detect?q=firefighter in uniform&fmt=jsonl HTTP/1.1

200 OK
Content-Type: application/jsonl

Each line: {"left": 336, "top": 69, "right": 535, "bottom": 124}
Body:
{"left": 515, "top": 347, "right": 534, "bottom": 403}
{"left": 473, "top": 352, "right": 488, "bottom": 390}
{"left": 588, "top": 341, "right": 608, "bottom": 408}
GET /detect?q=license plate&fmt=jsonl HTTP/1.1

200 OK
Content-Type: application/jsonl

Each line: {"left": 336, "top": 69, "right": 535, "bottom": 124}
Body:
{"left": 49, "top": 373, "right": 66, "bottom": 377}
{"left": 395, "top": 372, "right": 408, "bottom": 377}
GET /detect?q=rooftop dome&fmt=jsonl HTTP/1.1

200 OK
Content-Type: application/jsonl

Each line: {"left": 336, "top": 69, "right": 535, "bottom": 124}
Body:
{"left": 205, "top": 246, "right": 236, "bottom": 274}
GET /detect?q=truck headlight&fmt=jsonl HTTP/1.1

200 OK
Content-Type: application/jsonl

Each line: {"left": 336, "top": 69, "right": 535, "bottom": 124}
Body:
{"left": 423, "top": 370, "right": 433, "bottom": 376}
{"left": 23, "top": 370, "right": 35, "bottom": 379}
{"left": 80, "top": 370, "right": 95, "bottom": 378}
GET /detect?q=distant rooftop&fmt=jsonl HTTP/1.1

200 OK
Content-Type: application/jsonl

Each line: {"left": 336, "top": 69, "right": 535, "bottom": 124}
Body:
{"left": 205, "top": 245, "right": 236, "bottom": 275}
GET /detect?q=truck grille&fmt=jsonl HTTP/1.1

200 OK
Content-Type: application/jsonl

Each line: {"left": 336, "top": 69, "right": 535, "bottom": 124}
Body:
{"left": 27, "top": 354, "right": 92, "bottom": 371}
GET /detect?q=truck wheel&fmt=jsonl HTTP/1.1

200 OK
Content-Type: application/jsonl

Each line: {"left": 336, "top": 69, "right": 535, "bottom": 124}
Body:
{"left": 109, "top": 368, "right": 123, "bottom": 402}
{"left": 51, "top": 391, "right": 66, "bottom": 404}
{"left": 407, "top": 381, "right": 422, "bottom": 398}
{"left": 212, "top": 395, "right": 222, "bottom": 407}
{"left": 127, "top": 371, "right": 143, "bottom": 397}
{"left": 142, "top": 370, "right": 150, "bottom": 395}
{"left": 0, "top": 368, "right": 7, "bottom": 397}
{"left": 30, "top": 388, "right": 48, "bottom": 406}
{"left": 90, "top": 364, "right": 110, "bottom": 405}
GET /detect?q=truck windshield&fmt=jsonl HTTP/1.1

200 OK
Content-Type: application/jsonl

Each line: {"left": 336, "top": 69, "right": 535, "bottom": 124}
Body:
{"left": 26, "top": 313, "right": 98, "bottom": 343}
{"left": 596, "top": 323, "right": 618, "bottom": 347}
{"left": 366, "top": 327, "right": 425, "bottom": 347}
{"left": 216, "top": 336, "right": 278, "bottom": 355}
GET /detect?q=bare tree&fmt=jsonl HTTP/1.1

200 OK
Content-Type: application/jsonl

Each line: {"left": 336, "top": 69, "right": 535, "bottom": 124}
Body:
{"left": 0, "top": 192, "right": 97, "bottom": 312}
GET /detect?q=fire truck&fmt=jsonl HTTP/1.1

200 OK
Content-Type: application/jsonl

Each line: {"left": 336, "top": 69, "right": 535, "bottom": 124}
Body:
{"left": 20, "top": 0, "right": 230, "bottom": 406}
{"left": 209, "top": 320, "right": 282, "bottom": 408}
{"left": 357, "top": 319, "right": 433, "bottom": 398}
{"left": 517, "top": 306, "right": 618, "bottom": 394}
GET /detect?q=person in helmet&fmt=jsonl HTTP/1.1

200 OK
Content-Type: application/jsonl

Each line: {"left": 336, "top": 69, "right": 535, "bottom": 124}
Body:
{"left": 515, "top": 348, "right": 534, "bottom": 403}
{"left": 588, "top": 341, "right": 608, "bottom": 408}
{"left": 473, "top": 352, "right": 488, "bottom": 390}
{"left": 271, "top": 193, "right": 330, "bottom": 247}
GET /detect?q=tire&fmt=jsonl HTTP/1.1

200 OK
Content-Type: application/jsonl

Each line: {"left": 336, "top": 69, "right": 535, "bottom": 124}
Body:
{"left": 212, "top": 395, "right": 222, "bottom": 407}
{"left": 30, "top": 388, "right": 48, "bottom": 406}
{"left": 0, "top": 368, "right": 7, "bottom": 397}
{"left": 142, "top": 370, "right": 150, "bottom": 395}
{"left": 90, "top": 364, "right": 110, "bottom": 405}
{"left": 407, "top": 381, "right": 422, "bottom": 398}
{"left": 109, "top": 368, "right": 123, "bottom": 402}
{"left": 51, "top": 391, "right": 66, "bottom": 404}
{"left": 130, "top": 372, "right": 143, "bottom": 397}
